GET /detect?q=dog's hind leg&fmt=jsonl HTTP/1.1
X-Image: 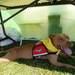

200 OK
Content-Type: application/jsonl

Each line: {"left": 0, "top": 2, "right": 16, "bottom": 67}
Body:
{"left": 0, "top": 47, "right": 18, "bottom": 62}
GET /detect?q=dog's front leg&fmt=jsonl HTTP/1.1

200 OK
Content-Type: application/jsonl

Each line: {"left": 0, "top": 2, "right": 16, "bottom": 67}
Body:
{"left": 47, "top": 54, "right": 75, "bottom": 69}
{"left": 0, "top": 47, "right": 18, "bottom": 62}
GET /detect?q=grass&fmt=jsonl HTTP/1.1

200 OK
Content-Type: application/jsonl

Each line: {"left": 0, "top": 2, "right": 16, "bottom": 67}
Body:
{"left": 0, "top": 48, "right": 75, "bottom": 75}
{"left": 0, "top": 56, "right": 75, "bottom": 75}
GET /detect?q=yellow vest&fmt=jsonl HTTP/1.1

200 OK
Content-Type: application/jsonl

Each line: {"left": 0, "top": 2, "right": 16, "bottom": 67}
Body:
{"left": 41, "top": 38, "right": 61, "bottom": 55}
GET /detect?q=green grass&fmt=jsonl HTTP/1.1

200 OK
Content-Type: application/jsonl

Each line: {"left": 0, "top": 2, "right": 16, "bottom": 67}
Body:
{"left": 0, "top": 48, "right": 75, "bottom": 75}
{"left": 0, "top": 57, "right": 75, "bottom": 75}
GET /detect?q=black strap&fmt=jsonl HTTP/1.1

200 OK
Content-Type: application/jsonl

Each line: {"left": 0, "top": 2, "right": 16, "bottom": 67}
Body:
{"left": 0, "top": 11, "right": 17, "bottom": 43}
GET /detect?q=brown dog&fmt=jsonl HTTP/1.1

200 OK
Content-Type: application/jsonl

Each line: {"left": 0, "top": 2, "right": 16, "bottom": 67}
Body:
{"left": 0, "top": 33, "right": 75, "bottom": 69}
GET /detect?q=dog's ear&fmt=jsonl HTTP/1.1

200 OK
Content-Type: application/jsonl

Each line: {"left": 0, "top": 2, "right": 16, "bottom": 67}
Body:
{"left": 60, "top": 34, "right": 70, "bottom": 41}
{"left": 54, "top": 33, "right": 69, "bottom": 41}
{"left": 51, "top": 33, "right": 70, "bottom": 48}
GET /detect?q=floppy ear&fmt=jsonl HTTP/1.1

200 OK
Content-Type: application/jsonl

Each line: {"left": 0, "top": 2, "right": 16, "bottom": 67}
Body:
{"left": 51, "top": 34, "right": 70, "bottom": 49}
{"left": 62, "top": 34, "right": 69, "bottom": 40}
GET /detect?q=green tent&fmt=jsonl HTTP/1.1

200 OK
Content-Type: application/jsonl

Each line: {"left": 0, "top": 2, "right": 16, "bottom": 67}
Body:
{"left": 0, "top": 0, "right": 75, "bottom": 50}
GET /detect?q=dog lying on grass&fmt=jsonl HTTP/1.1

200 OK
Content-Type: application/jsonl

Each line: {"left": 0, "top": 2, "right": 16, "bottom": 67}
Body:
{"left": 0, "top": 33, "right": 75, "bottom": 69}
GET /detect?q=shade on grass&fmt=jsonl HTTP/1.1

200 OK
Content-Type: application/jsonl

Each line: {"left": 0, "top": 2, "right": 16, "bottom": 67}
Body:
{"left": 0, "top": 57, "right": 75, "bottom": 75}
{"left": 0, "top": 48, "right": 75, "bottom": 75}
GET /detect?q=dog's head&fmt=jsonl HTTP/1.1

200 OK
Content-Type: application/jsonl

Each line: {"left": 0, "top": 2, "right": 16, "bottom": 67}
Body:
{"left": 50, "top": 33, "right": 72, "bottom": 55}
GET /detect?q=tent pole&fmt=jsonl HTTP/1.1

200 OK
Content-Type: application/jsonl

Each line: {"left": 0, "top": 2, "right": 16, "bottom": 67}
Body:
{"left": 0, "top": 0, "right": 40, "bottom": 24}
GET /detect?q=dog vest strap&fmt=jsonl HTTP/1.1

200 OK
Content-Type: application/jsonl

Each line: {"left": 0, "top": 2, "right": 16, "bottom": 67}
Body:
{"left": 56, "top": 50, "right": 61, "bottom": 55}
